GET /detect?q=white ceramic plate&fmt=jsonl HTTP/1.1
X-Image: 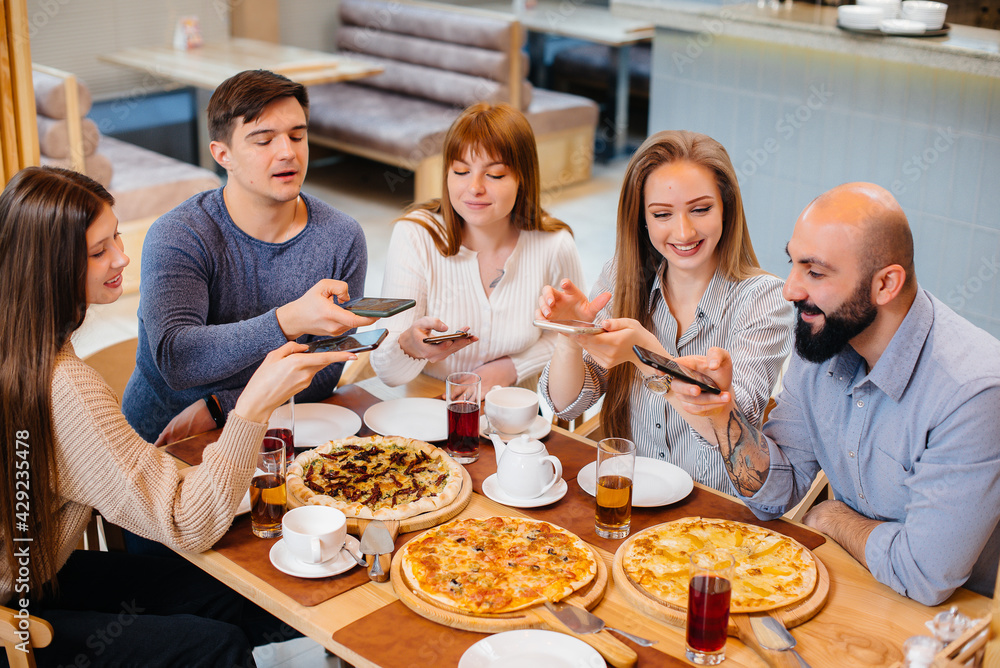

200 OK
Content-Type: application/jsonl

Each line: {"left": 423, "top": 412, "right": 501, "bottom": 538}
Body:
{"left": 363, "top": 398, "right": 448, "bottom": 442}
{"left": 269, "top": 403, "right": 362, "bottom": 447}
{"left": 578, "top": 457, "right": 694, "bottom": 507}
{"left": 269, "top": 535, "right": 361, "bottom": 579}
{"left": 459, "top": 629, "right": 604, "bottom": 668}
{"left": 479, "top": 414, "right": 552, "bottom": 441}
{"left": 482, "top": 474, "right": 568, "bottom": 508}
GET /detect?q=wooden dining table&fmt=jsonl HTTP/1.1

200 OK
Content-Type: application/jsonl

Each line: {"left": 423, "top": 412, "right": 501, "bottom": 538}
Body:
{"left": 162, "top": 374, "right": 992, "bottom": 667}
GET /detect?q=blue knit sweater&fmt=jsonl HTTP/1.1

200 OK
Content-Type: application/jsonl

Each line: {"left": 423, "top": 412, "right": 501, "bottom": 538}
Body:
{"left": 122, "top": 188, "right": 367, "bottom": 441}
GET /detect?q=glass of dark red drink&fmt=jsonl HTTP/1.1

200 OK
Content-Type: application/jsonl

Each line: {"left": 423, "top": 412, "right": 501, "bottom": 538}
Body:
{"left": 266, "top": 397, "right": 295, "bottom": 464}
{"left": 686, "top": 548, "right": 734, "bottom": 665}
{"left": 444, "top": 372, "right": 481, "bottom": 463}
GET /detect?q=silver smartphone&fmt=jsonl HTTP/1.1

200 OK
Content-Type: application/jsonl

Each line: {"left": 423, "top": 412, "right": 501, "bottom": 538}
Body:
{"left": 533, "top": 319, "right": 604, "bottom": 335}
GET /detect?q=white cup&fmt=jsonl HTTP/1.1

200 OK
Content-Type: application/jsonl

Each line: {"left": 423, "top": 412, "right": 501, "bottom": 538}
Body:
{"left": 485, "top": 386, "right": 539, "bottom": 435}
{"left": 281, "top": 506, "right": 347, "bottom": 565}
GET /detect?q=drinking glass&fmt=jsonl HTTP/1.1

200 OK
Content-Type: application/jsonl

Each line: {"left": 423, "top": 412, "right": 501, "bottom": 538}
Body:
{"left": 594, "top": 437, "right": 635, "bottom": 539}
{"left": 250, "top": 437, "right": 287, "bottom": 538}
{"left": 445, "top": 372, "right": 481, "bottom": 463}
{"left": 266, "top": 397, "right": 295, "bottom": 464}
{"left": 686, "top": 548, "right": 735, "bottom": 665}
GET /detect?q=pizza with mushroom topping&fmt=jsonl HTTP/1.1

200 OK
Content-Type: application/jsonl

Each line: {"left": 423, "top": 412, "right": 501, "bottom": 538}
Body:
{"left": 400, "top": 516, "right": 598, "bottom": 614}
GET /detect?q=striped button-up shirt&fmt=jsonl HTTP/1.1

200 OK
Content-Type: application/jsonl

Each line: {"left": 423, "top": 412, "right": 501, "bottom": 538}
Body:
{"left": 541, "top": 260, "right": 793, "bottom": 493}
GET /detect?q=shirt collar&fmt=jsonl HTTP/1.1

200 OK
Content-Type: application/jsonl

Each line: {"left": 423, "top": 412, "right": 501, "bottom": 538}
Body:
{"left": 824, "top": 287, "right": 933, "bottom": 401}
{"left": 647, "top": 264, "right": 733, "bottom": 330}
{"left": 865, "top": 288, "right": 933, "bottom": 401}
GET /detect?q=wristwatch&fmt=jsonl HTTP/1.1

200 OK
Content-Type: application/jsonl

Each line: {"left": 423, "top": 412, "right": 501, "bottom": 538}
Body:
{"left": 204, "top": 394, "right": 226, "bottom": 429}
{"left": 642, "top": 372, "right": 671, "bottom": 396}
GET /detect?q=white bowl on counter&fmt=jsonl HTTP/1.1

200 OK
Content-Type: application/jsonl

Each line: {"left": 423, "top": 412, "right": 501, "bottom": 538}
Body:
{"left": 900, "top": 0, "right": 947, "bottom": 29}
{"left": 858, "top": 0, "right": 901, "bottom": 20}
{"left": 838, "top": 4, "right": 886, "bottom": 28}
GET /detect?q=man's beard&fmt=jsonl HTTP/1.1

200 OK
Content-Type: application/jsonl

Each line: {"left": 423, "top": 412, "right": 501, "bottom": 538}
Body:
{"left": 793, "top": 279, "right": 877, "bottom": 364}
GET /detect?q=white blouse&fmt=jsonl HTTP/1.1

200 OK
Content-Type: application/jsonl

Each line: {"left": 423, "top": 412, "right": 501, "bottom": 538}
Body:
{"left": 371, "top": 212, "right": 585, "bottom": 386}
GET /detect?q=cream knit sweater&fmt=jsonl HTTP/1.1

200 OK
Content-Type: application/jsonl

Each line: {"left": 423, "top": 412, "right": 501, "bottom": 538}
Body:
{"left": 1, "top": 344, "right": 267, "bottom": 603}
{"left": 371, "top": 214, "right": 585, "bottom": 387}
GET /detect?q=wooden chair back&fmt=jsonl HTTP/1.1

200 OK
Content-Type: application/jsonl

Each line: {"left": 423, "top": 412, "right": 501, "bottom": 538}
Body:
{"left": 0, "top": 605, "right": 53, "bottom": 668}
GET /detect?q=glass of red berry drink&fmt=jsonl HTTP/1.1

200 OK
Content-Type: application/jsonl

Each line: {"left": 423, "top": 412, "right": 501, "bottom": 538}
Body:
{"left": 444, "top": 372, "right": 481, "bottom": 463}
{"left": 266, "top": 397, "right": 295, "bottom": 464}
{"left": 686, "top": 548, "right": 734, "bottom": 665}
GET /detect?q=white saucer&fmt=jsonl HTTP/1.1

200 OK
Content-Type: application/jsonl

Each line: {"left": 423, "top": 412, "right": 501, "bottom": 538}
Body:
{"left": 459, "top": 629, "right": 604, "bottom": 668}
{"left": 268, "top": 535, "right": 361, "bottom": 579}
{"left": 480, "top": 414, "right": 551, "bottom": 441}
{"left": 482, "top": 474, "right": 567, "bottom": 508}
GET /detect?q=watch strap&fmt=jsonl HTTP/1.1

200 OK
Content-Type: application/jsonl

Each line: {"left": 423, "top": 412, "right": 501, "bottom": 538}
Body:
{"left": 204, "top": 394, "right": 226, "bottom": 429}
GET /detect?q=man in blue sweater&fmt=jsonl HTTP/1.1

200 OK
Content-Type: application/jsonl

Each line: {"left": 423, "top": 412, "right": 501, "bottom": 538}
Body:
{"left": 123, "top": 70, "right": 374, "bottom": 443}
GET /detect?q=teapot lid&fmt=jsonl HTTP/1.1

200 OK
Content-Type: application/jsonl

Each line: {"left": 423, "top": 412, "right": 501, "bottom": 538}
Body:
{"left": 505, "top": 433, "right": 546, "bottom": 454}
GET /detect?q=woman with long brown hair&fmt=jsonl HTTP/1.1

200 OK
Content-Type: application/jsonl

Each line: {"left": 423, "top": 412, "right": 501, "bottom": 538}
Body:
{"left": 370, "top": 102, "right": 585, "bottom": 390}
{"left": 537, "top": 131, "right": 793, "bottom": 493}
{"left": 0, "top": 166, "right": 351, "bottom": 665}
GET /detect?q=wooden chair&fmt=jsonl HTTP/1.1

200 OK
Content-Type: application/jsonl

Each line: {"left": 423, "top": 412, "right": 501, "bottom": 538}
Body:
{"left": 78, "top": 338, "right": 138, "bottom": 552}
{"left": 0, "top": 605, "right": 53, "bottom": 668}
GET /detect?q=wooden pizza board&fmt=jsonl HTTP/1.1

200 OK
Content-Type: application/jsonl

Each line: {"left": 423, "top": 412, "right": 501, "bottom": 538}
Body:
{"left": 612, "top": 523, "right": 829, "bottom": 668}
{"left": 390, "top": 531, "right": 637, "bottom": 668}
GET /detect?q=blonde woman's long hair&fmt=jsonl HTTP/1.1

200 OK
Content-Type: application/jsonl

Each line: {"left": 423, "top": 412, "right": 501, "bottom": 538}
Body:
{"left": 601, "top": 130, "right": 763, "bottom": 438}
{"left": 402, "top": 102, "right": 570, "bottom": 255}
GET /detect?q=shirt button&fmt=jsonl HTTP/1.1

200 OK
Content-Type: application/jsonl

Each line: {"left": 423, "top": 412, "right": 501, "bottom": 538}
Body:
{"left": 840, "top": 376, "right": 844, "bottom": 381}
{"left": 658, "top": 452, "right": 665, "bottom": 458}
{"left": 859, "top": 493, "right": 865, "bottom": 500}
{"left": 857, "top": 400, "right": 864, "bottom": 408}
{"left": 655, "top": 423, "right": 661, "bottom": 429}
{"left": 849, "top": 452, "right": 855, "bottom": 458}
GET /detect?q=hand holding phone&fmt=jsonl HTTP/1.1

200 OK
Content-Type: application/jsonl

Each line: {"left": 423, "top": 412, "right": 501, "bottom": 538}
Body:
{"left": 344, "top": 298, "right": 416, "bottom": 318}
{"left": 632, "top": 345, "right": 722, "bottom": 394}
{"left": 307, "top": 328, "right": 388, "bottom": 354}
{"left": 423, "top": 331, "right": 472, "bottom": 344}
{"left": 533, "top": 319, "right": 604, "bottom": 335}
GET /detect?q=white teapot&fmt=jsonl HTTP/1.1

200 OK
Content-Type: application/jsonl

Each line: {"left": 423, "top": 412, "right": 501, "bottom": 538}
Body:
{"left": 490, "top": 433, "right": 562, "bottom": 499}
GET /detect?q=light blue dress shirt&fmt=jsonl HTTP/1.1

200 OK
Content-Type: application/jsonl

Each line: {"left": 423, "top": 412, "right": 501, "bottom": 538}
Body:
{"left": 745, "top": 288, "right": 1000, "bottom": 605}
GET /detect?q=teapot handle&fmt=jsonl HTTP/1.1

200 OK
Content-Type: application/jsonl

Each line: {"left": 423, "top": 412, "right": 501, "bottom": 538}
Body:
{"left": 537, "top": 456, "right": 563, "bottom": 496}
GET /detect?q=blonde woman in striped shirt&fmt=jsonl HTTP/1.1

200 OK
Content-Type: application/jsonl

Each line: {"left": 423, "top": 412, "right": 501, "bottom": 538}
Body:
{"left": 538, "top": 131, "right": 793, "bottom": 493}
{"left": 371, "top": 102, "right": 584, "bottom": 390}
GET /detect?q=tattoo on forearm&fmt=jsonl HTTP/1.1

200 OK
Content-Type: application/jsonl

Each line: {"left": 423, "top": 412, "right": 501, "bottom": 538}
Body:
{"left": 712, "top": 409, "right": 769, "bottom": 496}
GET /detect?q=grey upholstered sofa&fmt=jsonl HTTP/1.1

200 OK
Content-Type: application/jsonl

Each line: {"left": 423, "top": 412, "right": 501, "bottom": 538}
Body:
{"left": 307, "top": 0, "right": 599, "bottom": 201}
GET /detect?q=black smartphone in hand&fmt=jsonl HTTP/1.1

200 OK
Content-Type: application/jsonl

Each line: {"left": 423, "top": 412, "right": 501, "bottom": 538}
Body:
{"left": 632, "top": 345, "right": 722, "bottom": 394}
{"left": 307, "top": 328, "right": 388, "bottom": 354}
{"left": 422, "top": 331, "right": 472, "bottom": 344}
{"left": 344, "top": 298, "right": 416, "bottom": 318}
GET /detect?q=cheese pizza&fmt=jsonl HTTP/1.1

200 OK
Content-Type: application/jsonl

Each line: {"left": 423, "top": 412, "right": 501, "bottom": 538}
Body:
{"left": 622, "top": 517, "right": 817, "bottom": 613}
{"left": 287, "top": 435, "right": 464, "bottom": 520}
{"left": 400, "top": 516, "right": 598, "bottom": 614}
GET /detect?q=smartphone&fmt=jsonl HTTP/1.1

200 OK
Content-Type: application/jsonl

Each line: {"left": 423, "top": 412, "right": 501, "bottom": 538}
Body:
{"left": 306, "top": 328, "right": 388, "bottom": 354}
{"left": 632, "top": 345, "right": 722, "bottom": 395}
{"left": 344, "top": 298, "right": 416, "bottom": 318}
{"left": 422, "top": 331, "right": 472, "bottom": 344}
{"left": 533, "top": 319, "right": 604, "bottom": 335}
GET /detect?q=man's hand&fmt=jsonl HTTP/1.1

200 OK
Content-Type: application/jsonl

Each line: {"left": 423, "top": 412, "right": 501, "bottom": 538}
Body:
{"left": 536, "top": 279, "right": 611, "bottom": 323}
{"left": 275, "top": 279, "right": 377, "bottom": 340}
{"left": 802, "top": 500, "right": 882, "bottom": 569}
{"left": 398, "top": 316, "right": 478, "bottom": 363}
{"left": 668, "top": 348, "right": 736, "bottom": 418}
{"left": 154, "top": 399, "right": 217, "bottom": 446}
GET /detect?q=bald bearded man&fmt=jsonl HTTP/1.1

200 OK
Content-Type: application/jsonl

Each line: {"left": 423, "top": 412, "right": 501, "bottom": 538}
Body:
{"left": 660, "top": 183, "right": 1000, "bottom": 605}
